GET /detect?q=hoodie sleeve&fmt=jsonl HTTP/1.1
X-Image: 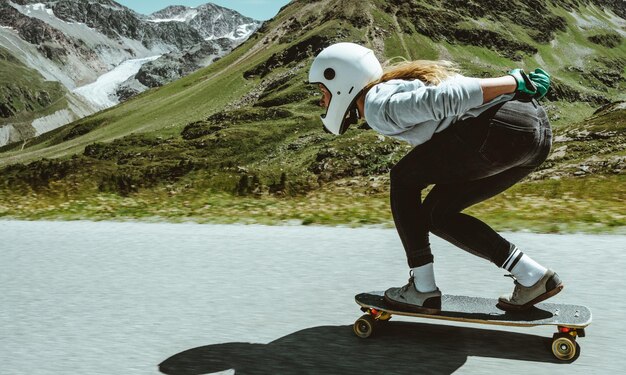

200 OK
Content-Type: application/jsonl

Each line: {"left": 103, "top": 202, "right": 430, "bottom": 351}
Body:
{"left": 380, "top": 76, "right": 484, "bottom": 133}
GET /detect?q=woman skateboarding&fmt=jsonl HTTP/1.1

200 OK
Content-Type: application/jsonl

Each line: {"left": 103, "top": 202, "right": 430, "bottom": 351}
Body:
{"left": 308, "top": 42, "right": 563, "bottom": 314}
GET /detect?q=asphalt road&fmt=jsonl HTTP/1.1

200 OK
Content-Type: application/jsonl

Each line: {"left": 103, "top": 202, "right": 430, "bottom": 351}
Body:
{"left": 1, "top": 220, "right": 624, "bottom": 374}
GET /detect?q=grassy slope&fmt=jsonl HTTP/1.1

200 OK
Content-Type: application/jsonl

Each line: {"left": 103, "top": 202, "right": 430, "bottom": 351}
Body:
{"left": 0, "top": 44, "right": 255, "bottom": 160}
{"left": 0, "top": 47, "right": 67, "bottom": 131}
{"left": 0, "top": 0, "right": 624, "bottom": 233}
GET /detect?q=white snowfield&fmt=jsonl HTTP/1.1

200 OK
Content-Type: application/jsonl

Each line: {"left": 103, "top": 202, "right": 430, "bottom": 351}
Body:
{"left": 234, "top": 23, "right": 257, "bottom": 40}
{"left": 73, "top": 55, "right": 161, "bottom": 110}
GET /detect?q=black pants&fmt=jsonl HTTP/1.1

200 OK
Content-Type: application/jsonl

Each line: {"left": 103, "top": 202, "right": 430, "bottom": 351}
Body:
{"left": 390, "top": 99, "right": 552, "bottom": 268}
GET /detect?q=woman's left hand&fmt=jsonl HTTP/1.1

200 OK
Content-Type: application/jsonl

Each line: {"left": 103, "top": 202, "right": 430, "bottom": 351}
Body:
{"left": 509, "top": 68, "right": 551, "bottom": 100}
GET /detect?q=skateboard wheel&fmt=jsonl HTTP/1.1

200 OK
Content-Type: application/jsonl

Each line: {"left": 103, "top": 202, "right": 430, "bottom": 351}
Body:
{"left": 552, "top": 333, "right": 577, "bottom": 361}
{"left": 353, "top": 314, "right": 375, "bottom": 338}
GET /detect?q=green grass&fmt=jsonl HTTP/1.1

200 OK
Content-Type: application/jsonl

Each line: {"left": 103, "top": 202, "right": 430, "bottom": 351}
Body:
{"left": 544, "top": 101, "right": 597, "bottom": 130}
{"left": 1, "top": 175, "right": 623, "bottom": 234}
{"left": 465, "top": 175, "right": 626, "bottom": 234}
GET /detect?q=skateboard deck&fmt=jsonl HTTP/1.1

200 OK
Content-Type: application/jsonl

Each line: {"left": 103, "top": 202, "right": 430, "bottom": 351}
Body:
{"left": 354, "top": 291, "right": 592, "bottom": 361}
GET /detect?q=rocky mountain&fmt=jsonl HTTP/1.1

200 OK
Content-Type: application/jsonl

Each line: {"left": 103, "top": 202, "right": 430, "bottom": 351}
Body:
{"left": 0, "top": 0, "right": 261, "bottom": 146}
{"left": 148, "top": 3, "right": 260, "bottom": 41}
{"left": 121, "top": 4, "right": 262, "bottom": 91}
{"left": 0, "top": 0, "right": 624, "bottom": 229}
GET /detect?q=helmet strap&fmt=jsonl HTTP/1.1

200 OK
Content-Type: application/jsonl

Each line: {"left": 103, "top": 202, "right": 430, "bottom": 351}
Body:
{"left": 347, "top": 107, "right": 359, "bottom": 125}
{"left": 339, "top": 106, "right": 359, "bottom": 133}
{"left": 338, "top": 88, "right": 367, "bottom": 134}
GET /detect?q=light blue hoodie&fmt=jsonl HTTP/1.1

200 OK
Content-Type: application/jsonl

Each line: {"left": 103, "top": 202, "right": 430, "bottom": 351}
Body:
{"left": 364, "top": 75, "right": 514, "bottom": 146}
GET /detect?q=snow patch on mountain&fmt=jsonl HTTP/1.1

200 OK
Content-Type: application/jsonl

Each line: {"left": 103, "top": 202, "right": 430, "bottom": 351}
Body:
{"left": 73, "top": 55, "right": 161, "bottom": 110}
{"left": 28, "top": 3, "right": 54, "bottom": 16}
{"left": 20, "top": 2, "right": 55, "bottom": 17}
{"left": 231, "top": 23, "right": 257, "bottom": 41}
{"left": 148, "top": 9, "right": 199, "bottom": 23}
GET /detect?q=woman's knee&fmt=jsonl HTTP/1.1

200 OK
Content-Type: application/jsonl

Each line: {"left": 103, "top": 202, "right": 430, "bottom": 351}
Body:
{"left": 390, "top": 163, "right": 428, "bottom": 191}
{"left": 423, "top": 199, "right": 446, "bottom": 231}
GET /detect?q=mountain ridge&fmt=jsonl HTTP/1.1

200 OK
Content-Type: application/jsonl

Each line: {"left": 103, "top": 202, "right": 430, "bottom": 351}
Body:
{"left": 148, "top": 3, "right": 260, "bottom": 41}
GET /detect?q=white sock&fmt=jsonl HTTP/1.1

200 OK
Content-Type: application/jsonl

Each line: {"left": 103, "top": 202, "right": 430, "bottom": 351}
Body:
{"left": 502, "top": 247, "right": 547, "bottom": 287}
{"left": 411, "top": 263, "right": 437, "bottom": 293}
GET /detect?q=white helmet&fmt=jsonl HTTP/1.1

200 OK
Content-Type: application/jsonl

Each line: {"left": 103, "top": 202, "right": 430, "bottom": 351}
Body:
{"left": 309, "top": 43, "right": 383, "bottom": 135}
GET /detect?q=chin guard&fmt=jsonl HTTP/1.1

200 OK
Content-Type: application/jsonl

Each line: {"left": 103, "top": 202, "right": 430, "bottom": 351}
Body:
{"left": 321, "top": 104, "right": 362, "bottom": 134}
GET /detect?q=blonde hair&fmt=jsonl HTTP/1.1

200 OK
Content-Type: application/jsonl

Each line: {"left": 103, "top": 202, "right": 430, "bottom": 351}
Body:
{"left": 366, "top": 58, "right": 459, "bottom": 91}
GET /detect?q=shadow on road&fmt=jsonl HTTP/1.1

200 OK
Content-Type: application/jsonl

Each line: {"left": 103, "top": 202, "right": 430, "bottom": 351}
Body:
{"left": 159, "top": 322, "right": 573, "bottom": 374}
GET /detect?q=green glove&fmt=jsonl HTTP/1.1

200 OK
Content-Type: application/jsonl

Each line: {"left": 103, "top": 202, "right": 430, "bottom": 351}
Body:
{"left": 528, "top": 68, "right": 550, "bottom": 99}
{"left": 509, "top": 68, "right": 551, "bottom": 100}
{"left": 509, "top": 68, "right": 537, "bottom": 97}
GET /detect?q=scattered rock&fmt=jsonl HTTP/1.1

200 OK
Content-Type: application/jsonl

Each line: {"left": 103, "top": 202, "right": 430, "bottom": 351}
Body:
{"left": 547, "top": 145, "right": 567, "bottom": 160}
{"left": 588, "top": 33, "right": 622, "bottom": 48}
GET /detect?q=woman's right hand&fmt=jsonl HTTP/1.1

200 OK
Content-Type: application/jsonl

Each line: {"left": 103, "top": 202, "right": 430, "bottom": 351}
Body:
{"left": 528, "top": 68, "right": 550, "bottom": 99}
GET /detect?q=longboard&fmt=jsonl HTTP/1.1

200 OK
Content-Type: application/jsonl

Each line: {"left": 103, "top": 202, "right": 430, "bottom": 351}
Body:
{"left": 354, "top": 291, "right": 592, "bottom": 361}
